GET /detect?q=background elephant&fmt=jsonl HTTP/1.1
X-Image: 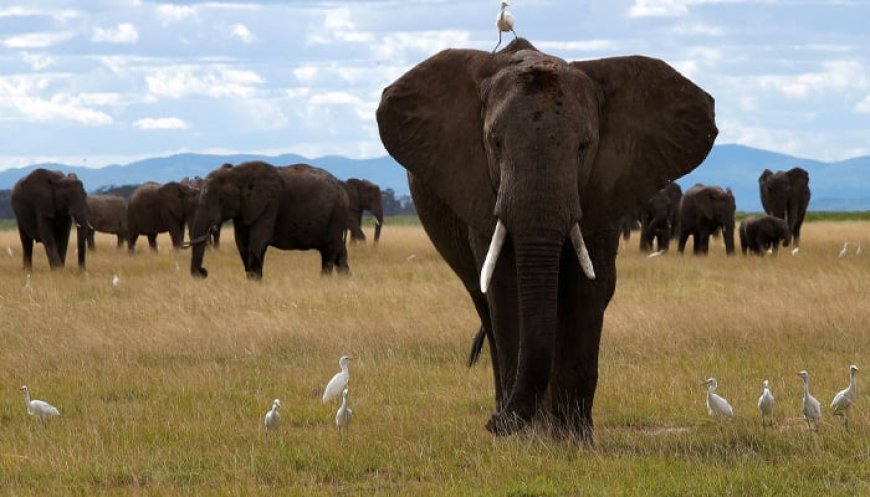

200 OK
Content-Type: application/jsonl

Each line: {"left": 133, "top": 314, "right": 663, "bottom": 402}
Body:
{"left": 677, "top": 184, "right": 736, "bottom": 255}
{"left": 127, "top": 181, "right": 199, "bottom": 253}
{"left": 739, "top": 215, "right": 791, "bottom": 255}
{"left": 377, "top": 38, "right": 717, "bottom": 439}
{"left": 639, "top": 182, "right": 682, "bottom": 252}
{"left": 180, "top": 175, "right": 221, "bottom": 248}
{"left": 616, "top": 210, "right": 640, "bottom": 243}
{"left": 11, "top": 169, "right": 88, "bottom": 270}
{"left": 759, "top": 167, "right": 810, "bottom": 247}
{"left": 341, "top": 178, "right": 384, "bottom": 243}
{"left": 86, "top": 194, "right": 128, "bottom": 250}
{"left": 189, "top": 162, "right": 350, "bottom": 280}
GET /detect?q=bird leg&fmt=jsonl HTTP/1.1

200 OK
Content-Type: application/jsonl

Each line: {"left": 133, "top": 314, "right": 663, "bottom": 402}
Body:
{"left": 511, "top": 28, "right": 518, "bottom": 40}
{"left": 493, "top": 32, "right": 503, "bottom": 53}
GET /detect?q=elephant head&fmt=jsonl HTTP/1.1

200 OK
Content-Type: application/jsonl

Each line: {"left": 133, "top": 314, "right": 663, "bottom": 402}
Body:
{"left": 189, "top": 162, "right": 283, "bottom": 278}
{"left": 343, "top": 178, "right": 384, "bottom": 243}
{"left": 758, "top": 167, "right": 810, "bottom": 245}
{"left": 377, "top": 39, "right": 716, "bottom": 437}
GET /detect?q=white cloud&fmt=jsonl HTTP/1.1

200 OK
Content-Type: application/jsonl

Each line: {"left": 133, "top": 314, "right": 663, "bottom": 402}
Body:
{"left": 0, "top": 76, "right": 113, "bottom": 126}
{"left": 629, "top": 0, "right": 691, "bottom": 17}
{"left": 231, "top": 24, "right": 256, "bottom": 44}
{"left": 0, "top": 7, "right": 78, "bottom": 21}
{"left": 371, "top": 31, "right": 470, "bottom": 62}
{"left": 2, "top": 32, "right": 77, "bottom": 49}
{"left": 307, "top": 7, "right": 374, "bottom": 45}
{"left": 536, "top": 40, "right": 618, "bottom": 52}
{"left": 756, "top": 61, "right": 867, "bottom": 99}
{"left": 155, "top": 4, "right": 196, "bottom": 25}
{"left": 133, "top": 117, "right": 189, "bottom": 130}
{"left": 21, "top": 52, "right": 56, "bottom": 71}
{"left": 145, "top": 65, "right": 264, "bottom": 99}
{"left": 92, "top": 23, "right": 139, "bottom": 44}
{"left": 672, "top": 22, "right": 724, "bottom": 36}
{"left": 855, "top": 95, "right": 870, "bottom": 114}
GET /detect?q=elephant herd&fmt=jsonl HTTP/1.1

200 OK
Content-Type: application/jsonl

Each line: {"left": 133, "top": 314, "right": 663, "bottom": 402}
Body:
{"left": 10, "top": 163, "right": 384, "bottom": 279}
{"left": 621, "top": 167, "right": 810, "bottom": 257}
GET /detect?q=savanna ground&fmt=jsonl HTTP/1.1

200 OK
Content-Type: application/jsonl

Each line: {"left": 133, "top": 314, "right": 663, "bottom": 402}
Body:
{"left": 0, "top": 219, "right": 867, "bottom": 496}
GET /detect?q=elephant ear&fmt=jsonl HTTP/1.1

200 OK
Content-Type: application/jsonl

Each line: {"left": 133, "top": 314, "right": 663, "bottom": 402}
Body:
{"left": 570, "top": 56, "right": 717, "bottom": 219}
{"left": 377, "top": 48, "right": 500, "bottom": 233}
{"left": 787, "top": 167, "right": 809, "bottom": 192}
{"left": 162, "top": 184, "right": 184, "bottom": 221}
{"left": 240, "top": 165, "right": 281, "bottom": 226}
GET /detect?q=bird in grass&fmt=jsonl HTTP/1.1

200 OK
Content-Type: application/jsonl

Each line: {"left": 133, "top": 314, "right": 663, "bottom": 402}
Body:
{"left": 20, "top": 385, "right": 59, "bottom": 422}
{"left": 23, "top": 273, "right": 32, "bottom": 294}
{"left": 493, "top": 0, "right": 516, "bottom": 52}
{"left": 701, "top": 378, "right": 733, "bottom": 420}
{"left": 264, "top": 399, "right": 281, "bottom": 430}
{"left": 831, "top": 365, "right": 859, "bottom": 428}
{"left": 647, "top": 250, "right": 664, "bottom": 258}
{"left": 757, "top": 379, "right": 775, "bottom": 427}
{"left": 791, "top": 247, "right": 800, "bottom": 256}
{"left": 112, "top": 274, "right": 121, "bottom": 290}
{"left": 175, "top": 261, "right": 181, "bottom": 273}
{"left": 856, "top": 242, "right": 863, "bottom": 256}
{"left": 323, "top": 356, "right": 352, "bottom": 403}
{"left": 798, "top": 370, "right": 821, "bottom": 431}
{"left": 6, "top": 245, "right": 13, "bottom": 256}
{"left": 839, "top": 242, "right": 849, "bottom": 257}
{"left": 335, "top": 388, "right": 353, "bottom": 430}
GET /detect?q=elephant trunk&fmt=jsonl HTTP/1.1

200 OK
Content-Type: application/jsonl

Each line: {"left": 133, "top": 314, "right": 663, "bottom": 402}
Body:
{"left": 189, "top": 209, "right": 216, "bottom": 278}
{"left": 76, "top": 225, "right": 87, "bottom": 270}
{"left": 723, "top": 220, "right": 736, "bottom": 255}
{"left": 373, "top": 201, "right": 384, "bottom": 243}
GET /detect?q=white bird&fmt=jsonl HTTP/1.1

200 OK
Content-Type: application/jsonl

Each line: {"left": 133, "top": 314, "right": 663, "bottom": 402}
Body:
{"left": 839, "top": 242, "right": 849, "bottom": 257}
{"left": 322, "top": 355, "right": 352, "bottom": 403}
{"left": 335, "top": 388, "right": 353, "bottom": 430}
{"left": 701, "top": 378, "right": 734, "bottom": 420}
{"left": 798, "top": 370, "right": 821, "bottom": 431}
{"left": 791, "top": 247, "right": 800, "bottom": 256}
{"left": 856, "top": 242, "right": 863, "bottom": 256}
{"left": 757, "top": 379, "right": 775, "bottom": 426}
{"left": 493, "top": 0, "right": 516, "bottom": 52}
{"left": 264, "top": 399, "right": 281, "bottom": 430}
{"left": 175, "top": 261, "right": 181, "bottom": 273}
{"left": 647, "top": 250, "right": 664, "bottom": 258}
{"left": 112, "top": 274, "right": 121, "bottom": 290}
{"left": 6, "top": 245, "right": 13, "bottom": 256}
{"left": 20, "top": 385, "right": 60, "bottom": 422}
{"left": 406, "top": 254, "right": 417, "bottom": 262}
{"left": 831, "top": 364, "right": 859, "bottom": 428}
{"left": 24, "top": 273, "right": 32, "bottom": 294}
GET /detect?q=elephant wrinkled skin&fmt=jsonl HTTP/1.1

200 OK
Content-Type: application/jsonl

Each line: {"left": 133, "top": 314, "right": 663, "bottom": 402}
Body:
{"left": 759, "top": 168, "right": 810, "bottom": 247}
{"left": 677, "top": 184, "right": 736, "bottom": 256}
{"left": 127, "top": 182, "right": 200, "bottom": 253}
{"left": 86, "top": 194, "right": 129, "bottom": 250}
{"left": 377, "top": 39, "right": 717, "bottom": 440}
{"left": 11, "top": 169, "right": 89, "bottom": 270}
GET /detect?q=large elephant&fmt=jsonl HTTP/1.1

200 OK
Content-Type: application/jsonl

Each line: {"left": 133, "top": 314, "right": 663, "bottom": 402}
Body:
{"left": 127, "top": 181, "right": 200, "bottom": 253}
{"left": 677, "top": 184, "right": 736, "bottom": 255}
{"left": 341, "top": 178, "right": 384, "bottom": 243}
{"left": 639, "top": 183, "right": 682, "bottom": 252}
{"left": 11, "top": 169, "right": 88, "bottom": 270}
{"left": 86, "top": 194, "right": 128, "bottom": 250}
{"left": 758, "top": 167, "right": 810, "bottom": 247}
{"left": 180, "top": 175, "right": 221, "bottom": 248}
{"left": 377, "top": 39, "right": 717, "bottom": 439}
{"left": 739, "top": 215, "right": 791, "bottom": 256}
{"left": 189, "top": 162, "right": 350, "bottom": 280}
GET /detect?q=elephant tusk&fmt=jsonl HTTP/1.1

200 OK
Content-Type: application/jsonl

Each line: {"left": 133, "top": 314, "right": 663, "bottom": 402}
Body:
{"left": 570, "top": 223, "right": 596, "bottom": 280}
{"left": 480, "top": 219, "right": 507, "bottom": 294}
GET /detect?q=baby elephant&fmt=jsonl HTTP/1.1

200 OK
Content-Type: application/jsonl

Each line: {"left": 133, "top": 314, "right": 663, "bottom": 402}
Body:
{"left": 739, "top": 215, "right": 791, "bottom": 255}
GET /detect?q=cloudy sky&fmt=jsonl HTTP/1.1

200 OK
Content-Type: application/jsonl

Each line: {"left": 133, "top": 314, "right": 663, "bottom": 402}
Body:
{"left": 1, "top": 0, "right": 868, "bottom": 170}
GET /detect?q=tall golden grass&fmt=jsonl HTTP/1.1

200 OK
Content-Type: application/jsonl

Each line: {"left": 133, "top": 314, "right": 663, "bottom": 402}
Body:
{"left": 0, "top": 222, "right": 867, "bottom": 496}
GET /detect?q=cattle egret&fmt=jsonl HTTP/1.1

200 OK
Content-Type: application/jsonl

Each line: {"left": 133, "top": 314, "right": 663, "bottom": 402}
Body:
{"left": 335, "top": 388, "right": 353, "bottom": 430}
{"left": 757, "top": 379, "right": 775, "bottom": 426}
{"left": 493, "top": 0, "right": 516, "bottom": 52}
{"left": 839, "top": 242, "right": 848, "bottom": 257}
{"left": 798, "top": 370, "right": 821, "bottom": 430}
{"left": 791, "top": 247, "right": 800, "bottom": 256}
{"left": 323, "top": 356, "right": 351, "bottom": 403}
{"left": 6, "top": 245, "right": 13, "bottom": 256}
{"left": 24, "top": 274, "right": 32, "bottom": 294}
{"left": 264, "top": 399, "right": 281, "bottom": 430}
{"left": 112, "top": 274, "right": 121, "bottom": 290}
{"left": 20, "top": 385, "right": 59, "bottom": 422}
{"left": 831, "top": 365, "right": 859, "bottom": 428}
{"left": 647, "top": 250, "right": 664, "bottom": 258}
{"left": 701, "top": 378, "right": 733, "bottom": 420}
{"left": 406, "top": 254, "right": 417, "bottom": 262}
{"left": 175, "top": 261, "right": 181, "bottom": 272}
{"left": 856, "top": 242, "right": 863, "bottom": 256}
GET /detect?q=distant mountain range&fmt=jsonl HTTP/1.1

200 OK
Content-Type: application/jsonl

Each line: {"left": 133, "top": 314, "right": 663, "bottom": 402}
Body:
{"left": 0, "top": 144, "right": 867, "bottom": 211}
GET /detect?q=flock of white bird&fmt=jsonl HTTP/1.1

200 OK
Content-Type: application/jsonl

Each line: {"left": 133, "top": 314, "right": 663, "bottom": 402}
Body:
{"left": 702, "top": 365, "right": 859, "bottom": 430}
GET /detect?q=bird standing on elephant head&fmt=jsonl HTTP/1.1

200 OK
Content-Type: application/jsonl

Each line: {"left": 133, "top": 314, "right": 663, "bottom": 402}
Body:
{"left": 11, "top": 169, "right": 89, "bottom": 271}
{"left": 377, "top": 38, "right": 717, "bottom": 440}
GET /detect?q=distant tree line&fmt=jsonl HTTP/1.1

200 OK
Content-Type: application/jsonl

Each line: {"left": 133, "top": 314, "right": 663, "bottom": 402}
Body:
{"left": 0, "top": 184, "right": 416, "bottom": 220}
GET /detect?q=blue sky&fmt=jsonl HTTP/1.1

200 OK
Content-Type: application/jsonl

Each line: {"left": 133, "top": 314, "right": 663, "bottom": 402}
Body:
{"left": 1, "top": 0, "right": 868, "bottom": 170}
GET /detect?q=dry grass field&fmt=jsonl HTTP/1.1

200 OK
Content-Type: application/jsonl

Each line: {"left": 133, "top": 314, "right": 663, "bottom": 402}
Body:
{"left": 0, "top": 221, "right": 867, "bottom": 496}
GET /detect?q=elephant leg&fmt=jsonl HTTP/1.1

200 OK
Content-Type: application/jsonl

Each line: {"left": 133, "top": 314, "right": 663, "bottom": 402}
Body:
{"left": 169, "top": 223, "right": 184, "bottom": 250}
{"left": 147, "top": 234, "right": 158, "bottom": 252}
{"left": 550, "top": 233, "right": 616, "bottom": 442}
{"left": 54, "top": 222, "right": 70, "bottom": 266}
{"left": 127, "top": 233, "right": 138, "bottom": 254}
{"left": 244, "top": 223, "right": 273, "bottom": 280}
{"left": 334, "top": 244, "right": 350, "bottom": 275}
{"left": 320, "top": 249, "right": 335, "bottom": 275}
{"left": 87, "top": 230, "right": 96, "bottom": 251}
{"left": 19, "top": 230, "right": 34, "bottom": 271}
{"left": 116, "top": 234, "right": 124, "bottom": 249}
{"left": 36, "top": 217, "right": 62, "bottom": 269}
{"left": 211, "top": 228, "right": 221, "bottom": 250}
{"left": 677, "top": 231, "right": 689, "bottom": 253}
{"left": 233, "top": 223, "right": 251, "bottom": 272}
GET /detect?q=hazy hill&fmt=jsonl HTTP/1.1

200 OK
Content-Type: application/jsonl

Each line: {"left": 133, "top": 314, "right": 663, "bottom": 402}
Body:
{"left": 0, "top": 144, "right": 867, "bottom": 211}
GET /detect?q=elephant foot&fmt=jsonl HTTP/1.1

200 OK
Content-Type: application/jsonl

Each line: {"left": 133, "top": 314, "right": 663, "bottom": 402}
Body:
{"left": 485, "top": 407, "right": 533, "bottom": 436}
{"left": 191, "top": 267, "right": 208, "bottom": 279}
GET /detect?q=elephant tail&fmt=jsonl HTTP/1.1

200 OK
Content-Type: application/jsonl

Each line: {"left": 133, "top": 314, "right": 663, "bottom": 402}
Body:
{"left": 466, "top": 326, "right": 486, "bottom": 368}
